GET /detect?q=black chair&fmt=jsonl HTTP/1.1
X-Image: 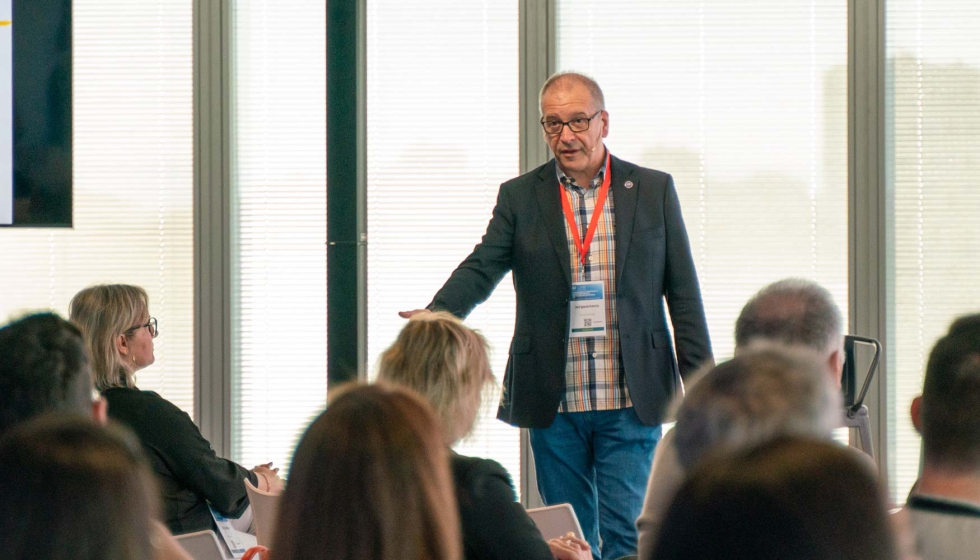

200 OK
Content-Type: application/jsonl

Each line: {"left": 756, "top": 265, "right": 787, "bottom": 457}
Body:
{"left": 841, "top": 335, "right": 881, "bottom": 459}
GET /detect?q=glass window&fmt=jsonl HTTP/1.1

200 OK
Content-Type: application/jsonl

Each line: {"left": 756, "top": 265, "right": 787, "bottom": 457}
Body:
{"left": 557, "top": 0, "right": 848, "bottom": 362}
{"left": 231, "top": 0, "right": 328, "bottom": 474}
{"left": 886, "top": 0, "right": 980, "bottom": 501}
{"left": 366, "top": 0, "right": 521, "bottom": 491}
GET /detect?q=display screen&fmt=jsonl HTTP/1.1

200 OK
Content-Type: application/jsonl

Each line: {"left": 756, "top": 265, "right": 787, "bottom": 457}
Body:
{"left": 2, "top": 0, "right": 72, "bottom": 227}
{"left": 0, "top": 0, "right": 11, "bottom": 225}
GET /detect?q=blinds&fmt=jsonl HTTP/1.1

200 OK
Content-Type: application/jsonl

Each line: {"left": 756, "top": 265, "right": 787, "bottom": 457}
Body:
{"left": 556, "top": 0, "right": 848, "bottom": 362}
{"left": 231, "top": 0, "right": 328, "bottom": 474}
{"left": 0, "top": 0, "right": 194, "bottom": 412}
{"left": 886, "top": 0, "right": 980, "bottom": 501}
{"left": 365, "top": 0, "right": 522, "bottom": 491}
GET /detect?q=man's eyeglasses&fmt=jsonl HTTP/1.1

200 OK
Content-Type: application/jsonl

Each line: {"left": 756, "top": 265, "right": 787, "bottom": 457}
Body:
{"left": 126, "top": 317, "right": 159, "bottom": 338}
{"left": 540, "top": 110, "right": 602, "bottom": 135}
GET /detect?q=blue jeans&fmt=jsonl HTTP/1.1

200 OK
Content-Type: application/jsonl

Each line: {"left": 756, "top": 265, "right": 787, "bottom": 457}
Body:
{"left": 529, "top": 408, "right": 661, "bottom": 560}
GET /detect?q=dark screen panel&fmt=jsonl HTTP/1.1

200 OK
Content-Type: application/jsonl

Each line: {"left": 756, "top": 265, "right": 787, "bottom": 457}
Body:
{"left": 6, "top": 0, "right": 71, "bottom": 227}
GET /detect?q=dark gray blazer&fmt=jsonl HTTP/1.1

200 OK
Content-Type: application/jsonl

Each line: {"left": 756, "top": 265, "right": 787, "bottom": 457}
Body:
{"left": 430, "top": 155, "right": 712, "bottom": 428}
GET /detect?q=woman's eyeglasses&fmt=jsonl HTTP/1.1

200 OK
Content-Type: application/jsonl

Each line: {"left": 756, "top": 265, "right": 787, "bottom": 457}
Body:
{"left": 125, "top": 317, "right": 159, "bottom": 338}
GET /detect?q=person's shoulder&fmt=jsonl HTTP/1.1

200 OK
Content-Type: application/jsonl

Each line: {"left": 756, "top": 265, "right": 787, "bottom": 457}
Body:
{"left": 613, "top": 155, "right": 671, "bottom": 185}
{"left": 105, "top": 387, "right": 184, "bottom": 418}
{"left": 451, "top": 453, "right": 515, "bottom": 488}
{"left": 501, "top": 160, "right": 555, "bottom": 191}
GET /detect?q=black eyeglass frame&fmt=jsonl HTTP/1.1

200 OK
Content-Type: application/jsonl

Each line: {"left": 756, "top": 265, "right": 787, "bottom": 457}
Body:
{"left": 125, "top": 317, "right": 159, "bottom": 338}
{"left": 539, "top": 110, "right": 603, "bottom": 135}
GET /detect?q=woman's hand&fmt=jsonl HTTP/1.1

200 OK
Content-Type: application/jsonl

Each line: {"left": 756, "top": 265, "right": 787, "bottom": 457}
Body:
{"left": 547, "top": 534, "right": 592, "bottom": 560}
{"left": 251, "top": 463, "right": 284, "bottom": 493}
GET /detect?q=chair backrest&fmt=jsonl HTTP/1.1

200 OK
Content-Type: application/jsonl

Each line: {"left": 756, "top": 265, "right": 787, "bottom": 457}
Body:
{"left": 526, "top": 503, "right": 585, "bottom": 541}
{"left": 174, "top": 530, "right": 231, "bottom": 560}
{"left": 244, "top": 477, "right": 282, "bottom": 547}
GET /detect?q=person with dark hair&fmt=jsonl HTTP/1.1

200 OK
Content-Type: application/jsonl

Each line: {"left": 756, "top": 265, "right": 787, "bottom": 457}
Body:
{"left": 70, "top": 284, "right": 282, "bottom": 534}
{"left": 0, "top": 415, "right": 161, "bottom": 560}
{"left": 650, "top": 437, "right": 897, "bottom": 560}
{"left": 0, "top": 311, "right": 192, "bottom": 560}
{"left": 0, "top": 312, "right": 101, "bottom": 433}
{"left": 904, "top": 313, "right": 980, "bottom": 559}
{"left": 400, "top": 70, "right": 713, "bottom": 560}
{"left": 273, "top": 383, "right": 462, "bottom": 560}
{"left": 377, "top": 312, "right": 591, "bottom": 560}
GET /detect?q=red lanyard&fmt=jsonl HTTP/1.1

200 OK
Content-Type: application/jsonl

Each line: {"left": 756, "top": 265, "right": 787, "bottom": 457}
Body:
{"left": 560, "top": 151, "right": 612, "bottom": 267}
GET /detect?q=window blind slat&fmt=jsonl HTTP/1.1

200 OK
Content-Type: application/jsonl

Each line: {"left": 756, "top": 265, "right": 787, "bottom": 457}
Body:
{"left": 886, "top": 0, "right": 980, "bottom": 503}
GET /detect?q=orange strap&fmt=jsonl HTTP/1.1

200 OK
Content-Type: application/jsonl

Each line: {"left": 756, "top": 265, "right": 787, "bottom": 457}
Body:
{"left": 560, "top": 151, "right": 612, "bottom": 267}
{"left": 242, "top": 545, "right": 270, "bottom": 560}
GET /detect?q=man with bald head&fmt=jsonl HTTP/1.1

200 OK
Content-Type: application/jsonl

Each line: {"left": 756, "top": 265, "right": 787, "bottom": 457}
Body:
{"left": 402, "top": 72, "right": 712, "bottom": 559}
{"left": 735, "top": 278, "right": 845, "bottom": 385}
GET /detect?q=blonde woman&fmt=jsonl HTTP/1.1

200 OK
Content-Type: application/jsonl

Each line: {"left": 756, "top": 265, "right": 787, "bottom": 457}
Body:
{"left": 378, "top": 312, "right": 591, "bottom": 560}
{"left": 69, "top": 284, "right": 282, "bottom": 535}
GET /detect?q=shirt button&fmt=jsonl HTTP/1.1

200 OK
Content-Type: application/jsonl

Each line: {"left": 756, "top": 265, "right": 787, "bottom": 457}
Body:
{"left": 591, "top": 352, "right": 597, "bottom": 358}
{"left": 588, "top": 255, "right": 594, "bottom": 261}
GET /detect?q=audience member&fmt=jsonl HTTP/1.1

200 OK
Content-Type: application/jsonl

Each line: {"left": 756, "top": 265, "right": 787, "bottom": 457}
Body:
{"left": 636, "top": 347, "right": 841, "bottom": 557}
{"left": 273, "top": 383, "right": 462, "bottom": 560}
{"left": 0, "top": 312, "right": 101, "bottom": 433}
{"left": 0, "top": 415, "right": 160, "bottom": 560}
{"left": 0, "top": 311, "right": 191, "bottom": 560}
{"left": 735, "top": 277, "right": 844, "bottom": 384}
{"left": 650, "top": 436, "right": 897, "bottom": 560}
{"left": 377, "top": 311, "right": 591, "bottom": 560}
{"left": 903, "top": 314, "right": 980, "bottom": 559}
{"left": 636, "top": 278, "right": 845, "bottom": 557}
{"left": 69, "top": 284, "right": 282, "bottom": 535}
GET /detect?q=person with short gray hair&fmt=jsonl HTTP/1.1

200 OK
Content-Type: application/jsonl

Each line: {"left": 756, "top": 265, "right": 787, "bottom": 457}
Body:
{"left": 402, "top": 70, "right": 712, "bottom": 560}
{"left": 636, "top": 344, "right": 843, "bottom": 558}
{"left": 671, "top": 347, "right": 842, "bottom": 470}
{"left": 735, "top": 278, "right": 844, "bottom": 384}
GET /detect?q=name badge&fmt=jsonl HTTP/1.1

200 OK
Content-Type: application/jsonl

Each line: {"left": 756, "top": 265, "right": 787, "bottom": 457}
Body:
{"left": 209, "top": 504, "right": 248, "bottom": 559}
{"left": 569, "top": 281, "right": 606, "bottom": 338}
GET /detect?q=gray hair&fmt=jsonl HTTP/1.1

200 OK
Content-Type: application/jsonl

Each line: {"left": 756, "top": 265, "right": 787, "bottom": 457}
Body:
{"left": 672, "top": 346, "right": 843, "bottom": 470}
{"left": 538, "top": 71, "right": 605, "bottom": 114}
{"left": 735, "top": 278, "right": 843, "bottom": 354}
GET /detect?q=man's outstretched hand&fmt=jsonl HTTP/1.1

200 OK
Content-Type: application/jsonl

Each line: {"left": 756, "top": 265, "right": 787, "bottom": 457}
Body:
{"left": 398, "top": 309, "right": 428, "bottom": 319}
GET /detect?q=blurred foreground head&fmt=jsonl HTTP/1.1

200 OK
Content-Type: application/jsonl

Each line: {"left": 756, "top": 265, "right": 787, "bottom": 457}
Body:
{"left": 672, "top": 347, "right": 842, "bottom": 470}
{"left": 652, "top": 437, "right": 896, "bottom": 560}
{"left": 0, "top": 415, "right": 160, "bottom": 560}
{"left": 274, "top": 383, "right": 462, "bottom": 560}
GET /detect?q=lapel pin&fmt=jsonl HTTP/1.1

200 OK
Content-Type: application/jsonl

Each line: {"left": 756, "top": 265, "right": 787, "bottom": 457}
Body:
{"left": 624, "top": 180, "right": 634, "bottom": 189}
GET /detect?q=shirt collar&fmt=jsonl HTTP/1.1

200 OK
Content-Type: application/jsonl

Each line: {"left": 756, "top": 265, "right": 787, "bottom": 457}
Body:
{"left": 908, "top": 493, "right": 980, "bottom": 518}
{"left": 557, "top": 153, "right": 608, "bottom": 191}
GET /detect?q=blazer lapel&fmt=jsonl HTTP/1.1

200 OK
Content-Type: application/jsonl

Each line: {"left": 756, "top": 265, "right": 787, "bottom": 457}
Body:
{"left": 534, "top": 160, "right": 572, "bottom": 290}
{"left": 611, "top": 155, "right": 638, "bottom": 286}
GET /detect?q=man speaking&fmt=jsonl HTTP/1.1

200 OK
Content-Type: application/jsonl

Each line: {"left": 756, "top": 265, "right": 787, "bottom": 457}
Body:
{"left": 401, "top": 72, "right": 712, "bottom": 560}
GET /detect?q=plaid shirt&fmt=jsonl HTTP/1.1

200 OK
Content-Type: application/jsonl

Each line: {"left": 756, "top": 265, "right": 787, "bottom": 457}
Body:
{"left": 557, "top": 159, "right": 632, "bottom": 412}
